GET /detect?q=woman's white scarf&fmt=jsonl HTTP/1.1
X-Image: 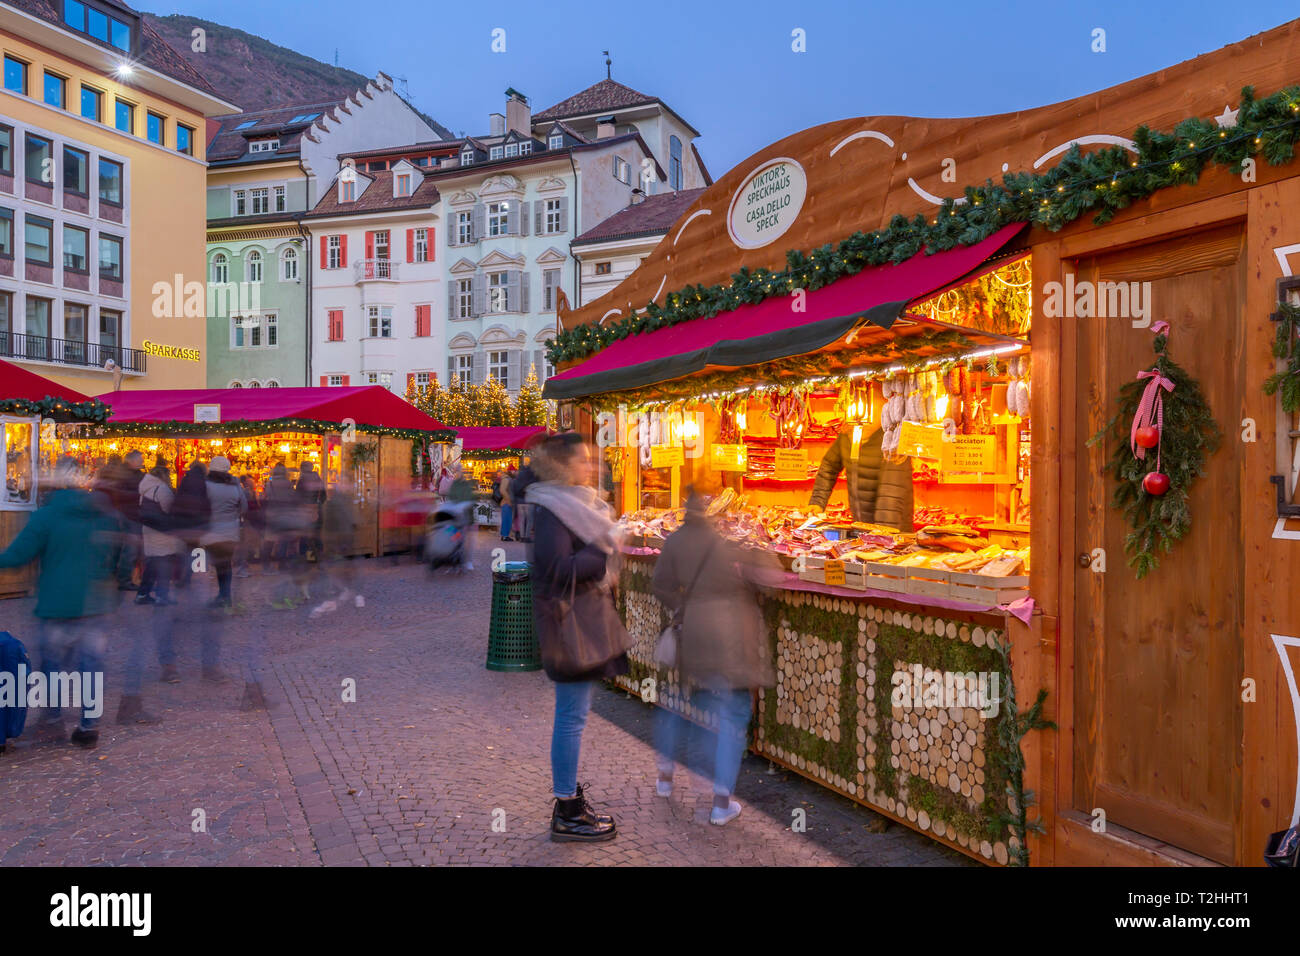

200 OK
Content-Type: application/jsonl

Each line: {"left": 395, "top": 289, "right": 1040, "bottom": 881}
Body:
{"left": 525, "top": 482, "right": 622, "bottom": 554}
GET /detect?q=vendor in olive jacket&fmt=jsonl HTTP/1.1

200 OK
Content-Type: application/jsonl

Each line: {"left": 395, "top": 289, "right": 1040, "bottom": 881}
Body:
{"left": 808, "top": 426, "right": 913, "bottom": 530}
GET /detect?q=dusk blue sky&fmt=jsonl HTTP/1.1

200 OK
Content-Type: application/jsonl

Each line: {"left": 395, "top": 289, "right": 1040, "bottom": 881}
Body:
{"left": 140, "top": 0, "right": 1300, "bottom": 178}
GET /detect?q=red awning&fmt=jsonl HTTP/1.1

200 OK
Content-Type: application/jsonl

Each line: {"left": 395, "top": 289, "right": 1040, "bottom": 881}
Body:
{"left": 454, "top": 425, "right": 547, "bottom": 452}
{"left": 98, "top": 386, "right": 448, "bottom": 434}
{"left": 545, "top": 223, "right": 1025, "bottom": 400}
{"left": 0, "top": 357, "right": 95, "bottom": 404}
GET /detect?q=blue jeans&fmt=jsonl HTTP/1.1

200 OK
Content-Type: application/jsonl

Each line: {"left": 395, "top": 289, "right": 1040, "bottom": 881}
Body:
{"left": 655, "top": 689, "right": 752, "bottom": 797}
{"left": 551, "top": 680, "right": 596, "bottom": 799}
{"left": 37, "top": 618, "right": 108, "bottom": 731}
{"left": 500, "top": 504, "right": 513, "bottom": 540}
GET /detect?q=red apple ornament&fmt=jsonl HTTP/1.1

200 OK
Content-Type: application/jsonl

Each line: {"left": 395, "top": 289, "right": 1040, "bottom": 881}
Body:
{"left": 1135, "top": 426, "right": 1160, "bottom": 449}
{"left": 1142, "top": 471, "right": 1170, "bottom": 495}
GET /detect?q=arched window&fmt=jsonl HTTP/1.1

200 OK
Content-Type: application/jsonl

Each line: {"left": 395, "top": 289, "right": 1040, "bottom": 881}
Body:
{"left": 248, "top": 380, "right": 261, "bottom": 388}
{"left": 212, "top": 253, "right": 229, "bottom": 284}
{"left": 229, "top": 380, "right": 243, "bottom": 388}
{"left": 281, "top": 247, "right": 299, "bottom": 281}
{"left": 265, "top": 379, "right": 280, "bottom": 388}
{"left": 669, "top": 135, "right": 683, "bottom": 190}
{"left": 247, "top": 250, "right": 263, "bottom": 283}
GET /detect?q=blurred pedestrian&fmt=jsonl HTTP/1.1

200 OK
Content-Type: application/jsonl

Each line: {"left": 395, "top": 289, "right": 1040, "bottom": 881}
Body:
{"left": 311, "top": 472, "right": 364, "bottom": 616}
{"left": 201, "top": 456, "right": 247, "bottom": 609}
{"left": 0, "top": 458, "right": 122, "bottom": 747}
{"left": 296, "top": 461, "right": 326, "bottom": 561}
{"left": 651, "top": 489, "right": 781, "bottom": 825}
{"left": 171, "top": 460, "right": 209, "bottom": 590}
{"left": 262, "top": 462, "right": 295, "bottom": 574}
{"left": 135, "top": 459, "right": 180, "bottom": 607}
{"left": 498, "top": 468, "right": 516, "bottom": 542}
{"left": 237, "top": 475, "right": 262, "bottom": 577}
{"left": 511, "top": 459, "right": 537, "bottom": 543}
{"left": 526, "top": 432, "right": 629, "bottom": 842}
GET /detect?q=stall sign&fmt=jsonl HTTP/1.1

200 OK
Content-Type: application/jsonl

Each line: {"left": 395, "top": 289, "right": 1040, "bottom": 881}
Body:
{"left": 650, "top": 444, "right": 685, "bottom": 468}
{"left": 727, "top": 157, "right": 808, "bottom": 250}
{"left": 193, "top": 404, "right": 221, "bottom": 424}
{"left": 824, "top": 559, "right": 846, "bottom": 586}
{"left": 773, "top": 447, "right": 808, "bottom": 479}
{"left": 897, "top": 422, "right": 944, "bottom": 460}
{"left": 941, "top": 435, "right": 997, "bottom": 472}
{"left": 710, "top": 444, "right": 748, "bottom": 472}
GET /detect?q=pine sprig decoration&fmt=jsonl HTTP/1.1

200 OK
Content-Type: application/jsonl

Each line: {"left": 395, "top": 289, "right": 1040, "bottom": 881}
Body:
{"left": 1092, "top": 330, "right": 1221, "bottom": 578}
{"left": 1264, "top": 300, "right": 1300, "bottom": 413}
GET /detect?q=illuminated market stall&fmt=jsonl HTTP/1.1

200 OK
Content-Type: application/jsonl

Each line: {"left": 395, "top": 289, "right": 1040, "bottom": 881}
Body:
{"left": 0, "top": 358, "right": 109, "bottom": 597}
{"left": 85, "top": 386, "right": 453, "bottom": 557}
{"left": 544, "top": 19, "right": 1300, "bottom": 867}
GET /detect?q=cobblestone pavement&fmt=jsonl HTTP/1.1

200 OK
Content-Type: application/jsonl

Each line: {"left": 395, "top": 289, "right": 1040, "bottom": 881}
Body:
{"left": 0, "top": 531, "right": 974, "bottom": 867}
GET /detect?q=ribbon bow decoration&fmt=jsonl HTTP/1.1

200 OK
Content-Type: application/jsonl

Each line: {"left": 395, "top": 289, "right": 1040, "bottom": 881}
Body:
{"left": 1130, "top": 321, "right": 1175, "bottom": 463}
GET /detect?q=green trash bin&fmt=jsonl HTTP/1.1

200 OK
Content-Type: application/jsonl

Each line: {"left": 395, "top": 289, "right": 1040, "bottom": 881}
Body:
{"left": 486, "top": 561, "right": 541, "bottom": 672}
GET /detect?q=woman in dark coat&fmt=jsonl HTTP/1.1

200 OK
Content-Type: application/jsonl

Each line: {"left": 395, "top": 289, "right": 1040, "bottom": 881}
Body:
{"left": 526, "top": 432, "right": 629, "bottom": 842}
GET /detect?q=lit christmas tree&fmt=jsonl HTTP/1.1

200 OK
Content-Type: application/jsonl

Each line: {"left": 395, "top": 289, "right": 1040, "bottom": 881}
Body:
{"left": 514, "top": 364, "right": 548, "bottom": 426}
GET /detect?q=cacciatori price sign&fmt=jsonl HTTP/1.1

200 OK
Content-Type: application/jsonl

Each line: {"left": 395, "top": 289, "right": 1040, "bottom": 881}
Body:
{"left": 727, "top": 157, "right": 807, "bottom": 250}
{"left": 941, "top": 435, "right": 997, "bottom": 472}
{"left": 650, "top": 444, "right": 685, "bottom": 468}
{"left": 897, "top": 421, "right": 944, "bottom": 460}
{"left": 773, "top": 447, "right": 808, "bottom": 479}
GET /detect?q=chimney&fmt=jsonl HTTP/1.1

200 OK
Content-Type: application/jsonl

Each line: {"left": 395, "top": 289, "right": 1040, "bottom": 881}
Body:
{"left": 505, "top": 87, "right": 530, "bottom": 137}
{"left": 630, "top": 188, "right": 645, "bottom": 205}
{"left": 489, "top": 112, "right": 505, "bottom": 136}
{"left": 596, "top": 115, "right": 616, "bottom": 140}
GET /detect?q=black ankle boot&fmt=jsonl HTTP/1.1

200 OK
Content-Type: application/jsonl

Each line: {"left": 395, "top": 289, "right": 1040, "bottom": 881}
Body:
{"left": 551, "top": 786, "right": 617, "bottom": 842}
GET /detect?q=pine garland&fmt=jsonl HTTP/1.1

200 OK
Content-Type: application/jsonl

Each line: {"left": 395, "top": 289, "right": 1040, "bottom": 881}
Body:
{"left": 550, "top": 84, "right": 1300, "bottom": 368}
{"left": 0, "top": 396, "right": 109, "bottom": 423}
{"left": 1091, "top": 330, "right": 1221, "bottom": 578}
{"left": 1265, "top": 300, "right": 1300, "bottom": 413}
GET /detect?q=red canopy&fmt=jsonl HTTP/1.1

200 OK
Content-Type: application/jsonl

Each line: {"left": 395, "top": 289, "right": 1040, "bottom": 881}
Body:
{"left": 98, "top": 386, "right": 448, "bottom": 435}
{"left": 544, "top": 223, "right": 1024, "bottom": 400}
{"left": 455, "top": 425, "right": 547, "bottom": 452}
{"left": 0, "top": 357, "right": 94, "bottom": 404}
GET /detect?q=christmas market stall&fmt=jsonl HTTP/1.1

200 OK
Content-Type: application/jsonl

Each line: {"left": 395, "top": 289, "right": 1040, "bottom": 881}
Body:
{"left": 87, "top": 386, "right": 453, "bottom": 557}
{"left": 0, "top": 358, "right": 109, "bottom": 597}
{"left": 545, "top": 18, "right": 1300, "bottom": 867}
{"left": 453, "top": 425, "right": 548, "bottom": 527}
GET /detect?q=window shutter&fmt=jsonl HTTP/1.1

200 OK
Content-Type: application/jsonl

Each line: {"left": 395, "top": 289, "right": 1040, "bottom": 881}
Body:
{"left": 506, "top": 202, "right": 518, "bottom": 237}
{"left": 417, "top": 304, "right": 430, "bottom": 337}
{"left": 320, "top": 236, "right": 328, "bottom": 269}
{"left": 447, "top": 283, "right": 457, "bottom": 321}
{"left": 427, "top": 228, "right": 435, "bottom": 261}
{"left": 520, "top": 201, "right": 530, "bottom": 236}
{"left": 365, "top": 231, "right": 375, "bottom": 261}
{"left": 505, "top": 271, "right": 520, "bottom": 313}
{"left": 472, "top": 349, "right": 486, "bottom": 385}
{"left": 447, "top": 356, "right": 456, "bottom": 385}
{"left": 341, "top": 374, "right": 350, "bottom": 385}
{"left": 520, "top": 271, "right": 530, "bottom": 313}
{"left": 534, "top": 203, "right": 544, "bottom": 235}
{"left": 447, "top": 216, "right": 458, "bottom": 248}
{"left": 472, "top": 272, "right": 486, "bottom": 317}
{"left": 534, "top": 349, "right": 546, "bottom": 381}
{"left": 320, "top": 375, "right": 328, "bottom": 387}
{"left": 340, "top": 235, "right": 348, "bottom": 268}
{"left": 471, "top": 203, "right": 486, "bottom": 242}
{"left": 406, "top": 229, "right": 415, "bottom": 263}
{"left": 407, "top": 372, "right": 415, "bottom": 393}
{"left": 558, "top": 197, "right": 569, "bottom": 234}
{"left": 508, "top": 350, "right": 522, "bottom": 392}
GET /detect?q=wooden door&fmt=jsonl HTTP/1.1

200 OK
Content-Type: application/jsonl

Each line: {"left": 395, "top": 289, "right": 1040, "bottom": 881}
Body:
{"left": 1073, "top": 225, "right": 1244, "bottom": 864}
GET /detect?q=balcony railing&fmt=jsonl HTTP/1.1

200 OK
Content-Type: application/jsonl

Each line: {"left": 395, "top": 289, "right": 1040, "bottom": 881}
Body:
{"left": 354, "top": 258, "right": 398, "bottom": 282}
{"left": 0, "top": 332, "right": 147, "bottom": 374}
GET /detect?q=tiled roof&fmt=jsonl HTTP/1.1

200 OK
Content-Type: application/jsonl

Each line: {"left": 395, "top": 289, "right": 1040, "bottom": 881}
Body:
{"left": 4, "top": 0, "right": 217, "bottom": 95}
{"left": 207, "top": 99, "right": 347, "bottom": 162}
{"left": 572, "top": 188, "right": 706, "bottom": 245}
{"left": 533, "top": 78, "right": 656, "bottom": 121}
{"left": 306, "top": 168, "right": 440, "bottom": 218}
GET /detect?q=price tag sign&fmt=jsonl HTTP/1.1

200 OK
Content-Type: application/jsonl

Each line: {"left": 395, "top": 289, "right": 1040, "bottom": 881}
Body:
{"left": 650, "top": 444, "right": 685, "bottom": 468}
{"left": 710, "top": 444, "right": 748, "bottom": 472}
{"left": 824, "top": 559, "right": 846, "bottom": 586}
{"left": 941, "top": 435, "right": 997, "bottom": 472}
{"left": 773, "top": 447, "right": 808, "bottom": 479}
{"left": 897, "top": 421, "right": 944, "bottom": 460}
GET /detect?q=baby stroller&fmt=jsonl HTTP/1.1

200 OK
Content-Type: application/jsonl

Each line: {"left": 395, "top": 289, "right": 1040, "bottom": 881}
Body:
{"left": 426, "top": 500, "right": 474, "bottom": 572}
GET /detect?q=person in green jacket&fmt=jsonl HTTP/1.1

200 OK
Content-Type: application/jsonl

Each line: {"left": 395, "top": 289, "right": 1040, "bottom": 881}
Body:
{"left": 0, "top": 457, "right": 120, "bottom": 748}
{"left": 808, "top": 426, "right": 914, "bottom": 530}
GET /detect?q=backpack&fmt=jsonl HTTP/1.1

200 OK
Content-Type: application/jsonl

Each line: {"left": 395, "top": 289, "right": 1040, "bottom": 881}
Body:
{"left": 172, "top": 472, "right": 211, "bottom": 531}
{"left": 0, "top": 631, "right": 31, "bottom": 751}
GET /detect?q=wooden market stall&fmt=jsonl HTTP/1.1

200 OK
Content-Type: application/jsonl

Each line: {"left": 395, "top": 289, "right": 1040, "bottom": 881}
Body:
{"left": 0, "top": 358, "right": 109, "bottom": 598}
{"left": 453, "top": 425, "right": 548, "bottom": 528}
{"left": 545, "top": 17, "right": 1300, "bottom": 867}
{"left": 86, "top": 386, "right": 453, "bottom": 558}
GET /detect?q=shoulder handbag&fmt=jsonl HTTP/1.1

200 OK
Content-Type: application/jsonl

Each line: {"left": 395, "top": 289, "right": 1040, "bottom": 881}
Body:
{"left": 139, "top": 486, "right": 172, "bottom": 533}
{"left": 538, "top": 561, "right": 632, "bottom": 679}
{"left": 654, "top": 537, "right": 718, "bottom": 669}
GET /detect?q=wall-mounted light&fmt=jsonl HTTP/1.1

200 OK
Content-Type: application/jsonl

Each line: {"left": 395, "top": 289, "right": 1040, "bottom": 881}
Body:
{"left": 115, "top": 63, "right": 133, "bottom": 78}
